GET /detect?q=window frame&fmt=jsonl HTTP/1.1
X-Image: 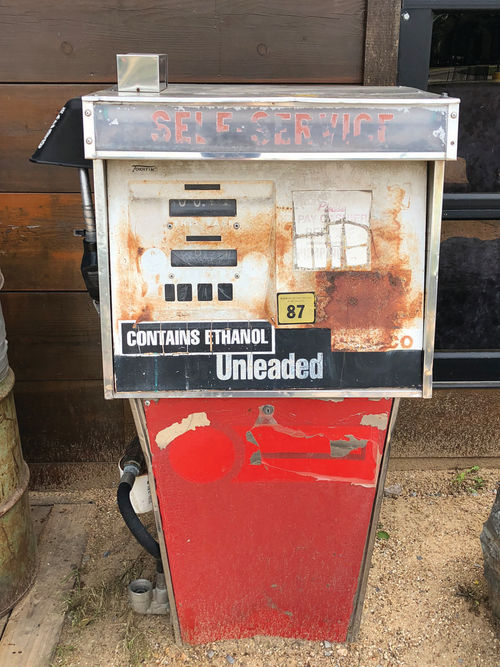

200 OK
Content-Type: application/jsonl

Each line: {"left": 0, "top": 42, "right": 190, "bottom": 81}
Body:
{"left": 398, "top": 1, "right": 500, "bottom": 387}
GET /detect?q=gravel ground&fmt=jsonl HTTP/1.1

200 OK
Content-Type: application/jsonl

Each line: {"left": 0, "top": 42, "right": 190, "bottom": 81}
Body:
{"left": 45, "top": 469, "right": 500, "bottom": 667}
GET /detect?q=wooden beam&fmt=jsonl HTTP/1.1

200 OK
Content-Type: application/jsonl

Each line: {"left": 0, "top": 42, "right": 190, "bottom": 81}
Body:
{"left": 363, "top": 0, "right": 401, "bottom": 85}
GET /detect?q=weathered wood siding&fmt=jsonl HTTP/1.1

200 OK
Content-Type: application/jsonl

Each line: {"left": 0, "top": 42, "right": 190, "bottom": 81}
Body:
{"left": 2, "top": 1, "right": 392, "bottom": 473}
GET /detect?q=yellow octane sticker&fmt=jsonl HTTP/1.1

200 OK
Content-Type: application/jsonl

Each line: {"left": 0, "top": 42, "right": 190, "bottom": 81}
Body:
{"left": 277, "top": 292, "right": 316, "bottom": 325}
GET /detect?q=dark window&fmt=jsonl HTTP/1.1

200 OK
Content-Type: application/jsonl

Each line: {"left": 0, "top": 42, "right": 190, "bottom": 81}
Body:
{"left": 399, "top": 3, "right": 500, "bottom": 385}
{"left": 169, "top": 199, "right": 236, "bottom": 216}
{"left": 218, "top": 283, "right": 233, "bottom": 301}
{"left": 177, "top": 284, "right": 192, "bottom": 301}
{"left": 197, "top": 284, "right": 213, "bottom": 301}
{"left": 171, "top": 249, "right": 237, "bottom": 267}
{"left": 164, "top": 284, "right": 175, "bottom": 301}
{"left": 429, "top": 11, "right": 500, "bottom": 199}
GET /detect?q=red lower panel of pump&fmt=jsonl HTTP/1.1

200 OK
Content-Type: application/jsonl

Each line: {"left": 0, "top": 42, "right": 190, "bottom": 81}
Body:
{"left": 144, "top": 397, "right": 392, "bottom": 643}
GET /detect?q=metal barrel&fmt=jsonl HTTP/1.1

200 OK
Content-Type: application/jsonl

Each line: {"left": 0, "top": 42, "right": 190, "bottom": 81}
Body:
{"left": 0, "top": 271, "right": 37, "bottom": 616}
{"left": 0, "top": 271, "right": 8, "bottom": 382}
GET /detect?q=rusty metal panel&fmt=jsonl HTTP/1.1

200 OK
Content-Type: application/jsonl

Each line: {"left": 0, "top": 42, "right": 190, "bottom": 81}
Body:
{"left": 104, "top": 159, "right": 427, "bottom": 396}
{"left": 110, "top": 179, "right": 275, "bottom": 328}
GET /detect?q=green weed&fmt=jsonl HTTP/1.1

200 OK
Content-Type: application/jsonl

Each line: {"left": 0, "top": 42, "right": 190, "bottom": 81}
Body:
{"left": 450, "top": 466, "right": 485, "bottom": 494}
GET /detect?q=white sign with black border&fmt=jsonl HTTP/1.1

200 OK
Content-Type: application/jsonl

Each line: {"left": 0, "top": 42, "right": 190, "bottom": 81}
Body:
{"left": 119, "top": 320, "right": 275, "bottom": 356}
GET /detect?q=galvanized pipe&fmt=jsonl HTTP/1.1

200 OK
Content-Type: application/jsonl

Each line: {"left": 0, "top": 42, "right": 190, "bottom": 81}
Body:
{"left": 79, "top": 168, "right": 96, "bottom": 242}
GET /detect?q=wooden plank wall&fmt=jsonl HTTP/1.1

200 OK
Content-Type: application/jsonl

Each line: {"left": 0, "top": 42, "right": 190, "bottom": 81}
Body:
{"left": 0, "top": 1, "right": 400, "bottom": 478}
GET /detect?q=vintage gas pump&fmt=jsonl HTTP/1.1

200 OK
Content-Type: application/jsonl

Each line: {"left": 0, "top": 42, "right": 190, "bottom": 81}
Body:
{"left": 34, "top": 54, "right": 459, "bottom": 644}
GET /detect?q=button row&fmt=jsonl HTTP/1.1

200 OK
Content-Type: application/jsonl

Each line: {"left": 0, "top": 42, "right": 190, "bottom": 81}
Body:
{"left": 164, "top": 283, "right": 233, "bottom": 302}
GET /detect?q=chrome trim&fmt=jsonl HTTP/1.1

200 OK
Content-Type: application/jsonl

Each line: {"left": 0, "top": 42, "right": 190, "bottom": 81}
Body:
{"left": 348, "top": 397, "right": 400, "bottom": 640}
{"left": 93, "top": 160, "right": 114, "bottom": 398}
{"left": 86, "top": 150, "right": 449, "bottom": 162}
{"left": 108, "top": 388, "right": 422, "bottom": 399}
{"left": 446, "top": 102, "right": 460, "bottom": 160}
{"left": 422, "top": 160, "right": 445, "bottom": 398}
{"left": 82, "top": 85, "right": 460, "bottom": 106}
{"left": 82, "top": 98, "right": 96, "bottom": 160}
{"left": 129, "top": 398, "right": 181, "bottom": 644}
{"left": 79, "top": 168, "right": 96, "bottom": 242}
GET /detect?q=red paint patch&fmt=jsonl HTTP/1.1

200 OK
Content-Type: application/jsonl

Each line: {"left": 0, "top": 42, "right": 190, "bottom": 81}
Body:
{"left": 145, "top": 397, "right": 392, "bottom": 643}
{"left": 168, "top": 427, "right": 236, "bottom": 483}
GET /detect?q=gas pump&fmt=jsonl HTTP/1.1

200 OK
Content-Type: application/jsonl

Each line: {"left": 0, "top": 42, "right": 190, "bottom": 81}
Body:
{"left": 32, "top": 54, "right": 459, "bottom": 644}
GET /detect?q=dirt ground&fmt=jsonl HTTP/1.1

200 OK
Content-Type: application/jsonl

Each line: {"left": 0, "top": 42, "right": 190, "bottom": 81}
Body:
{"left": 43, "top": 468, "right": 500, "bottom": 667}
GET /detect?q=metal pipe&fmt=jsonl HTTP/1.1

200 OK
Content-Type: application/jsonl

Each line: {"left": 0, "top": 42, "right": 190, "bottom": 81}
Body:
{"left": 79, "top": 168, "right": 96, "bottom": 242}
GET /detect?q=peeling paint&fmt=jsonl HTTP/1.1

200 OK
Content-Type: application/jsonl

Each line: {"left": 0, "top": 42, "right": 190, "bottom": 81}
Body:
{"left": 250, "top": 451, "right": 262, "bottom": 465}
{"left": 156, "top": 412, "right": 210, "bottom": 449}
{"left": 253, "top": 422, "right": 324, "bottom": 440}
{"left": 259, "top": 460, "right": 376, "bottom": 487}
{"left": 245, "top": 431, "right": 259, "bottom": 447}
{"left": 360, "top": 413, "right": 389, "bottom": 430}
{"left": 330, "top": 435, "right": 368, "bottom": 458}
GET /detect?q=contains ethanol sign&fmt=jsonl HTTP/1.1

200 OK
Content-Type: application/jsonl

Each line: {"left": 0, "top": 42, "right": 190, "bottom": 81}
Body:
{"left": 120, "top": 321, "right": 274, "bottom": 355}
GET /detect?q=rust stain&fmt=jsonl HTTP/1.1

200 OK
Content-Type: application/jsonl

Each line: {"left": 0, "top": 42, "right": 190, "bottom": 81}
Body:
{"left": 315, "top": 268, "right": 422, "bottom": 350}
{"left": 311, "top": 184, "right": 423, "bottom": 350}
{"left": 117, "top": 185, "right": 275, "bottom": 326}
{"left": 370, "top": 185, "right": 405, "bottom": 268}
{"left": 400, "top": 334, "right": 413, "bottom": 348}
{"left": 114, "top": 179, "right": 423, "bottom": 351}
{"left": 136, "top": 304, "right": 152, "bottom": 324}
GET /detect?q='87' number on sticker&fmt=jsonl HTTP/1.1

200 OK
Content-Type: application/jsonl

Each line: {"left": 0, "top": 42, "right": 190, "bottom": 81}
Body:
{"left": 278, "top": 292, "right": 315, "bottom": 325}
{"left": 287, "top": 304, "right": 305, "bottom": 319}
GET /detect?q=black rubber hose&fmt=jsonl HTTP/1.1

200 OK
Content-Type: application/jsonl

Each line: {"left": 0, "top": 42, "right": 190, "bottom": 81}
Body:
{"left": 117, "top": 474, "right": 163, "bottom": 573}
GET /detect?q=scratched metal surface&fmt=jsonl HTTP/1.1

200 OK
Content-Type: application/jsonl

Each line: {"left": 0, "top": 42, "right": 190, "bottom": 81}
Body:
{"left": 106, "top": 159, "right": 426, "bottom": 355}
{"left": 86, "top": 84, "right": 450, "bottom": 101}
{"left": 144, "top": 396, "right": 392, "bottom": 642}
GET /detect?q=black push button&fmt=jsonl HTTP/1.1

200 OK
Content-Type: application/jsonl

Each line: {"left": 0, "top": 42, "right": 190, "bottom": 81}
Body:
{"left": 164, "top": 284, "right": 175, "bottom": 301}
{"left": 177, "top": 284, "right": 192, "bottom": 301}
{"left": 197, "top": 283, "right": 213, "bottom": 301}
{"left": 218, "top": 283, "right": 233, "bottom": 301}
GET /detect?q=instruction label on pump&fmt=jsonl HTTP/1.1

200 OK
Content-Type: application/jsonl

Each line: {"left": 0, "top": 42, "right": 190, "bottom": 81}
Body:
{"left": 278, "top": 292, "right": 316, "bottom": 325}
